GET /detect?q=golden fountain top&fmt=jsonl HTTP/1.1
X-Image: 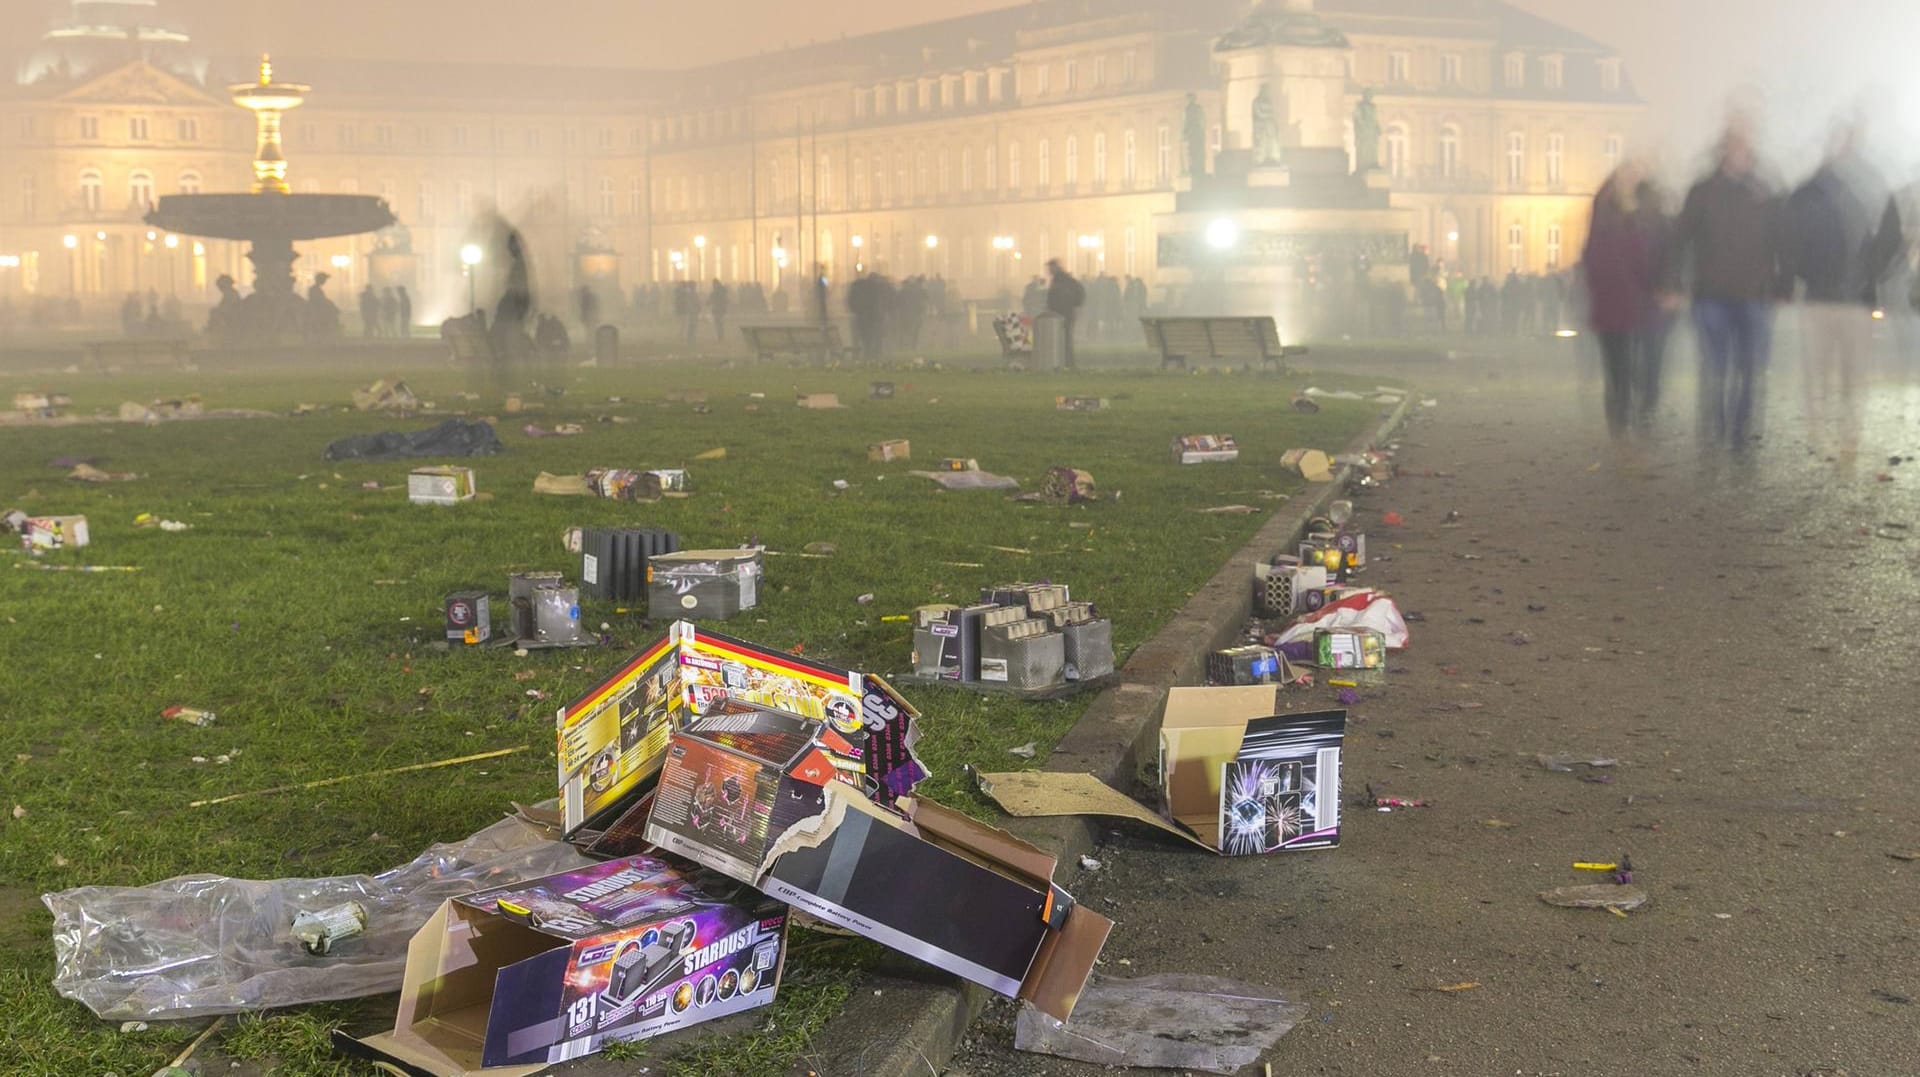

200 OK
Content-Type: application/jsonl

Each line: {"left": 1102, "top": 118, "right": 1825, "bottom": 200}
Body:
{"left": 228, "top": 54, "right": 309, "bottom": 194}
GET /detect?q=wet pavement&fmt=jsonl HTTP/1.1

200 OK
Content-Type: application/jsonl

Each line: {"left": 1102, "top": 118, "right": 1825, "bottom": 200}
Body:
{"left": 947, "top": 337, "right": 1920, "bottom": 1077}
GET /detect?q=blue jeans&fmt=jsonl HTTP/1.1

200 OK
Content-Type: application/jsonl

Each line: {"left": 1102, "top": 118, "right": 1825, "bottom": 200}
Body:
{"left": 1692, "top": 299, "right": 1773, "bottom": 447}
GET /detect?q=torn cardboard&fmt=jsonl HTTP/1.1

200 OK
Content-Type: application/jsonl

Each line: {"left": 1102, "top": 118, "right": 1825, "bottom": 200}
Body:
{"left": 338, "top": 854, "right": 786, "bottom": 1075}
{"left": 867, "top": 439, "right": 911, "bottom": 463}
{"left": 977, "top": 688, "right": 1346, "bottom": 856}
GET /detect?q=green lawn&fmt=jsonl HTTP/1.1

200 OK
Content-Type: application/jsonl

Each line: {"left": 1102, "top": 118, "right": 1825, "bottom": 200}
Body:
{"left": 0, "top": 350, "right": 1384, "bottom": 1075}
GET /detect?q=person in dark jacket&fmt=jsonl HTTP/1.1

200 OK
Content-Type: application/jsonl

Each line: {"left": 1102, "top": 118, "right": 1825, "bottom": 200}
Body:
{"left": 1632, "top": 178, "right": 1679, "bottom": 431}
{"left": 1673, "top": 123, "right": 1786, "bottom": 451}
{"left": 1584, "top": 162, "right": 1660, "bottom": 442}
{"left": 1782, "top": 124, "right": 1902, "bottom": 458}
{"left": 1045, "top": 259, "right": 1087, "bottom": 369}
{"left": 708, "top": 280, "right": 730, "bottom": 342}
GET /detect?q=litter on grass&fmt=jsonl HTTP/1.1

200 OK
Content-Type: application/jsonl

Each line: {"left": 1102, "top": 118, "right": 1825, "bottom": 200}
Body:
{"left": 42, "top": 814, "right": 591, "bottom": 1019}
{"left": 1014, "top": 973, "right": 1306, "bottom": 1075}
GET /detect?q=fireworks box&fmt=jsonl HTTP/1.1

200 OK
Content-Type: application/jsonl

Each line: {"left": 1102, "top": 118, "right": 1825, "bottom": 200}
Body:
{"left": 20, "top": 515, "right": 88, "bottom": 551}
{"left": 1315, "top": 626, "right": 1385, "bottom": 670}
{"left": 1171, "top": 434, "right": 1239, "bottom": 464}
{"left": 407, "top": 466, "right": 476, "bottom": 505}
{"left": 913, "top": 603, "right": 988, "bottom": 681}
{"left": 583, "top": 527, "right": 680, "bottom": 602}
{"left": 642, "top": 699, "right": 866, "bottom": 881}
{"left": 445, "top": 590, "right": 491, "bottom": 645}
{"left": 509, "top": 571, "right": 564, "bottom": 641}
{"left": 1300, "top": 531, "right": 1366, "bottom": 577}
{"left": 979, "top": 616, "right": 1067, "bottom": 691}
{"left": 531, "top": 585, "right": 585, "bottom": 646}
{"left": 937, "top": 457, "right": 979, "bottom": 472}
{"left": 336, "top": 854, "right": 787, "bottom": 1075}
{"left": 1255, "top": 559, "right": 1330, "bottom": 617}
{"left": 1043, "top": 603, "right": 1114, "bottom": 681}
{"left": 1208, "top": 644, "right": 1284, "bottom": 686}
{"left": 647, "top": 548, "right": 763, "bottom": 620}
{"left": 867, "top": 439, "right": 911, "bottom": 462}
{"left": 1055, "top": 395, "right": 1108, "bottom": 412}
{"left": 557, "top": 621, "right": 927, "bottom": 837}
{"left": 1161, "top": 686, "right": 1346, "bottom": 854}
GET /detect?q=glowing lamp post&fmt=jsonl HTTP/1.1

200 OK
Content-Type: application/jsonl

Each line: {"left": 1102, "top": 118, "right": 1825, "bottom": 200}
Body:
{"left": 460, "top": 243, "right": 483, "bottom": 311}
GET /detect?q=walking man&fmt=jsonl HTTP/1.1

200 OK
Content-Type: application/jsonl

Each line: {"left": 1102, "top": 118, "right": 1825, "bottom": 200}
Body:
{"left": 1045, "top": 258, "right": 1086, "bottom": 370}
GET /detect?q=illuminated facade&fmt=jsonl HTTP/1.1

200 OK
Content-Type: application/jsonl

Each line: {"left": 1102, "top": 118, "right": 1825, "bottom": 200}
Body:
{"left": 0, "top": 0, "right": 1639, "bottom": 319}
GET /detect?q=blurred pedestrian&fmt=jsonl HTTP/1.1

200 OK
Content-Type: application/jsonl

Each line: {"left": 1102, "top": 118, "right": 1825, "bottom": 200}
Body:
{"left": 358, "top": 284, "right": 379, "bottom": 338}
{"left": 1674, "top": 123, "right": 1785, "bottom": 452}
{"left": 1045, "top": 258, "right": 1086, "bottom": 369}
{"left": 395, "top": 285, "right": 412, "bottom": 338}
{"left": 708, "top": 279, "right": 730, "bottom": 342}
{"left": 577, "top": 284, "right": 601, "bottom": 334}
{"left": 1782, "top": 123, "right": 1902, "bottom": 459}
{"left": 1584, "top": 161, "right": 1660, "bottom": 444}
{"left": 1634, "top": 177, "right": 1681, "bottom": 431}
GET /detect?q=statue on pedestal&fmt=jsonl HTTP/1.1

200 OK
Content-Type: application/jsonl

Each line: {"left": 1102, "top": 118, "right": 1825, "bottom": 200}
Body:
{"left": 1251, "top": 85, "right": 1283, "bottom": 166}
{"left": 1182, "top": 93, "right": 1208, "bottom": 177}
{"left": 1214, "top": 0, "right": 1350, "bottom": 51}
{"left": 1352, "top": 87, "right": 1381, "bottom": 173}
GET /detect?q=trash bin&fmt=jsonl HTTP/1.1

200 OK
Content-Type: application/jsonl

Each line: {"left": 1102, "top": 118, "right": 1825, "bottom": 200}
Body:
{"left": 595, "top": 324, "right": 620, "bottom": 367}
{"left": 1032, "top": 312, "right": 1065, "bottom": 371}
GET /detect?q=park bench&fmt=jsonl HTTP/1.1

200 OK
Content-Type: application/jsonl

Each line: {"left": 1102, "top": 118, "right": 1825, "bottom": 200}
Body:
{"left": 82, "top": 337, "right": 191, "bottom": 371}
{"left": 741, "top": 323, "right": 849, "bottom": 364}
{"left": 1139, "top": 316, "right": 1307, "bottom": 372}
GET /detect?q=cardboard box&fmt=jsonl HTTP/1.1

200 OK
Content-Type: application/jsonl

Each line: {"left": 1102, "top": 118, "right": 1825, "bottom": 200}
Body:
{"left": 583, "top": 527, "right": 679, "bottom": 602}
{"left": 647, "top": 548, "right": 763, "bottom": 620}
{"left": 557, "top": 623, "right": 884, "bottom": 836}
{"left": 445, "top": 591, "right": 490, "bottom": 645}
{"left": 339, "top": 854, "right": 787, "bottom": 1075}
{"left": 21, "top": 515, "right": 88, "bottom": 550}
{"left": 867, "top": 439, "right": 911, "bottom": 463}
{"left": 1171, "top": 435, "right": 1239, "bottom": 464}
{"left": 1161, "top": 688, "right": 1345, "bottom": 854}
{"left": 1315, "top": 627, "right": 1385, "bottom": 670}
{"left": 408, "top": 466, "right": 476, "bottom": 505}
{"left": 510, "top": 571, "right": 565, "bottom": 641}
{"left": 755, "top": 788, "right": 1112, "bottom": 1021}
{"left": 643, "top": 700, "right": 864, "bottom": 881}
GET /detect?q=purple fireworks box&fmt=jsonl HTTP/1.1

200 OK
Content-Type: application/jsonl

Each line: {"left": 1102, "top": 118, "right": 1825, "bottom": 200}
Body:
{"left": 337, "top": 854, "right": 787, "bottom": 1076}
{"left": 1159, "top": 686, "right": 1345, "bottom": 855}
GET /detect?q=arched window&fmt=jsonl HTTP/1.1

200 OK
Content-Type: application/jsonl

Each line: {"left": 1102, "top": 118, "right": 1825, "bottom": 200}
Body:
{"left": 961, "top": 147, "right": 973, "bottom": 192}
{"left": 1546, "top": 132, "right": 1565, "bottom": 186}
{"left": 1008, "top": 141, "right": 1021, "bottom": 189}
{"left": 1037, "top": 137, "right": 1050, "bottom": 188}
{"left": 1385, "top": 124, "right": 1408, "bottom": 178}
{"left": 1156, "top": 125, "right": 1171, "bottom": 184}
{"left": 79, "top": 168, "right": 103, "bottom": 212}
{"left": 598, "top": 176, "right": 614, "bottom": 216}
{"left": 177, "top": 170, "right": 202, "bottom": 195}
{"left": 1438, "top": 125, "right": 1460, "bottom": 179}
{"left": 1064, "top": 135, "right": 1078, "bottom": 185}
{"left": 1505, "top": 132, "right": 1526, "bottom": 187}
{"left": 1092, "top": 132, "right": 1107, "bottom": 185}
{"left": 1122, "top": 129, "right": 1136, "bottom": 186}
{"left": 1506, "top": 220, "right": 1525, "bottom": 270}
{"left": 820, "top": 153, "right": 833, "bottom": 205}
{"left": 128, "top": 168, "right": 154, "bottom": 208}
{"left": 1546, "top": 221, "right": 1563, "bottom": 270}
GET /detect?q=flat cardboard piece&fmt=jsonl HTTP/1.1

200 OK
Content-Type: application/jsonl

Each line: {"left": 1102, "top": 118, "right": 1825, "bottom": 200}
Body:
{"left": 972, "top": 771, "right": 1214, "bottom": 852}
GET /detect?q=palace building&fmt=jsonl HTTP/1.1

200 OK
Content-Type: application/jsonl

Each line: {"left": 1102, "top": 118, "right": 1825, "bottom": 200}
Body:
{"left": 0, "top": 0, "right": 1641, "bottom": 322}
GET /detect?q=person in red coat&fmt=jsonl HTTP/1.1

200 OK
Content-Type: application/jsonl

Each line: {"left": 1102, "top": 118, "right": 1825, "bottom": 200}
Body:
{"left": 1583, "top": 161, "right": 1660, "bottom": 442}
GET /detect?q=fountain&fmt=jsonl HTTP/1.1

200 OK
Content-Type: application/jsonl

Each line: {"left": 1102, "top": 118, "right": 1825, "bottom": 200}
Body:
{"left": 146, "top": 56, "right": 394, "bottom": 340}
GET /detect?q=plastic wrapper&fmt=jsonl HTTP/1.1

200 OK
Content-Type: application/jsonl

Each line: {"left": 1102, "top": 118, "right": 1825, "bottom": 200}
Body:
{"left": 1014, "top": 973, "right": 1305, "bottom": 1074}
{"left": 43, "top": 815, "right": 592, "bottom": 1021}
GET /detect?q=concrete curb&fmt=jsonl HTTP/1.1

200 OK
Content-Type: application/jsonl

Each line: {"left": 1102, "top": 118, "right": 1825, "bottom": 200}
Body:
{"left": 787, "top": 394, "right": 1416, "bottom": 1077}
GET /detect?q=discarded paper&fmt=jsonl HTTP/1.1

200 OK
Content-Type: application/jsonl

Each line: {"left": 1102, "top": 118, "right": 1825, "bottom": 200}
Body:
{"left": 1014, "top": 973, "right": 1306, "bottom": 1075}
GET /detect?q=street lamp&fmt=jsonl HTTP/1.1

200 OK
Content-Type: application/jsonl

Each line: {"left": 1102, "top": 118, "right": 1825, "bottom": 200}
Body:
{"left": 459, "top": 243, "right": 483, "bottom": 311}
{"left": 924, "top": 234, "right": 939, "bottom": 249}
{"left": 63, "top": 234, "right": 78, "bottom": 249}
{"left": 693, "top": 234, "right": 707, "bottom": 278}
{"left": 1205, "top": 217, "right": 1239, "bottom": 251}
{"left": 63, "top": 234, "right": 78, "bottom": 297}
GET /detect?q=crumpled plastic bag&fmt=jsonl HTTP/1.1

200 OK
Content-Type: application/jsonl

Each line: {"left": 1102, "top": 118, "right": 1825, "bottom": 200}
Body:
{"left": 1015, "top": 973, "right": 1306, "bottom": 1074}
{"left": 908, "top": 468, "right": 1020, "bottom": 491}
{"left": 43, "top": 815, "right": 591, "bottom": 1020}
{"left": 1272, "top": 587, "right": 1410, "bottom": 650}
{"left": 323, "top": 418, "right": 503, "bottom": 461}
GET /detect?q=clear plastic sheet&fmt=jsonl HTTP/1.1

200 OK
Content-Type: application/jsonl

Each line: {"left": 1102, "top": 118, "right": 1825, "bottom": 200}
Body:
{"left": 1014, "top": 973, "right": 1306, "bottom": 1074}
{"left": 43, "top": 815, "right": 592, "bottom": 1021}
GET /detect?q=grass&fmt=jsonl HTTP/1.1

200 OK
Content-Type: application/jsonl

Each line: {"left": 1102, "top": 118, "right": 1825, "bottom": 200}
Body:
{"left": 0, "top": 347, "right": 1385, "bottom": 1075}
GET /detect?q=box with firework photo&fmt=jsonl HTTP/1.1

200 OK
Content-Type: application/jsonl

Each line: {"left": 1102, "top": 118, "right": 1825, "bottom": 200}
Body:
{"left": 1161, "top": 686, "right": 1345, "bottom": 854}
{"left": 560, "top": 622, "right": 931, "bottom": 839}
{"left": 335, "top": 854, "right": 786, "bottom": 1076}
{"left": 641, "top": 699, "right": 866, "bottom": 881}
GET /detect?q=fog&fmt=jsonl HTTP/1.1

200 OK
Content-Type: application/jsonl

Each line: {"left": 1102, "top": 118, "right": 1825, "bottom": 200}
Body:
{"left": 155, "top": 0, "right": 1920, "bottom": 183}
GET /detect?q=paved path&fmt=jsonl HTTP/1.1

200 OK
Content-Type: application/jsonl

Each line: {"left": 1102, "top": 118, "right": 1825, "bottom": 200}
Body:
{"left": 950, "top": 343, "right": 1920, "bottom": 1077}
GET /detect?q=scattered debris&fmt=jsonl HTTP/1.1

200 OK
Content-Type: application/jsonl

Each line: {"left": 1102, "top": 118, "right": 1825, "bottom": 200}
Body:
{"left": 1538, "top": 884, "right": 1648, "bottom": 911}
{"left": 189, "top": 746, "right": 529, "bottom": 808}
{"left": 1078, "top": 854, "right": 1102, "bottom": 871}
{"left": 324, "top": 418, "right": 503, "bottom": 461}
{"left": 161, "top": 705, "right": 216, "bottom": 727}
{"left": 908, "top": 468, "right": 1020, "bottom": 491}
{"left": 1198, "top": 504, "right": 1259, "bottom": 514}
{"left": 1007, "top": 742, "right": 1038, "bottom": 758}
{"left": 349, "top": 379, "right": 419, "bottom": 413}
{"left": 1422, "top": 982, "right": 1480, "bottom": 993}
{"left": 291, "top": 900, "right": 369, "bottom": 955}
{"left": 67, "top": 463, "right": 139, "bottom": 483}
{"left": 533, "top": 471, "right": 591, "bottom": 496}
{"left": 1013, "top": 973, "right": 1305, "bottom": 1075}
{"left": 1536, "top": 753, "right": 1618, "bottom": 773}
{"left": 693, "top": 446, "right": 727, "bottom": 461}
{"left": 1280, "top": 448, "right": 1334, "bottom": 482}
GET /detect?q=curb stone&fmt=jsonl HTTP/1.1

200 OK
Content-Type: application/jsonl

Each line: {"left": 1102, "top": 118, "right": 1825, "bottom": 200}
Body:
{"left": 784, "top": 394, "right": 1416, "bottom": 1077}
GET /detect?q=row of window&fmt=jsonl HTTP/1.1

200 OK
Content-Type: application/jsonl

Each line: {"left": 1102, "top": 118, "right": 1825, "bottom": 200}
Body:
{"left": 54, "top": 115, "right": 201, "bottom": 142}
{"left": 1378, "top": 127, "right": 1623, "bottom": 188}
{"left": 1378, "top": 49, "right": 1621, "bottom": 93}
{"left": 657, "top": 127, "right": 1178, "bottom": 216}
{"left": 1507, "top": 221, "right": 1566, "bottom": 272}
{"left": 650, "top": 225, "right": 1145, "bottom": 282}
{"left": 57, "top": 168, "right": 204, "bottom": 213}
